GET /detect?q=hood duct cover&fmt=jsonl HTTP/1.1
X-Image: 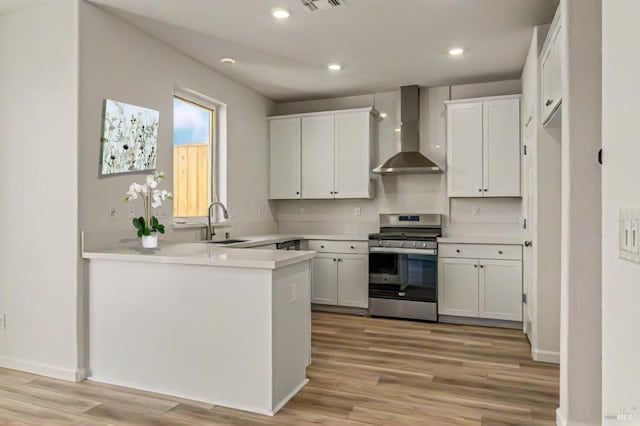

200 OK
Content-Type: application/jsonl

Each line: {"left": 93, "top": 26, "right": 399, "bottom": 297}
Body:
{"left": 373, "top": 85, "right": 443, "bottom": 174}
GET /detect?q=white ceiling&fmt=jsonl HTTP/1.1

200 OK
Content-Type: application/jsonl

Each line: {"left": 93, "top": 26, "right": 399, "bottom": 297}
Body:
{"left": 90, "top": 0, "right": 556, "bottom": 102}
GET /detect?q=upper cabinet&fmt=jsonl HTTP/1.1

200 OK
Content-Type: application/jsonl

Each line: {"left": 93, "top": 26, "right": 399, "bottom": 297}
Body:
{"left": 540, "top": 8, "right": 562, "bottom": 125}
{"left": 269, "top": 108, "right": 375, "bottom": 200}
{"left": 445, "top": 95, "right": 521, "bottom": 198}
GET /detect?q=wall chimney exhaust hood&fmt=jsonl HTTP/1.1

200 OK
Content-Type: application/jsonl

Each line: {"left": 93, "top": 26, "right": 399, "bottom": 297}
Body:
{"left": 373, "top": 85, "right": 442, "bottom": 174}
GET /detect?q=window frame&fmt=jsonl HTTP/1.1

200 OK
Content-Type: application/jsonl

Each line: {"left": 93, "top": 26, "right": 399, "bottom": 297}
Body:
{"left": 172, "top": 88, "right": 226, "bottom": 226}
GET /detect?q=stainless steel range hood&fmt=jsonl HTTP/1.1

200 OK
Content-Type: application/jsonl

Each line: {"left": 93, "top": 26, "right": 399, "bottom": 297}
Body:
{"left": 373, "top": 85, "right": 442, "bottom": 174}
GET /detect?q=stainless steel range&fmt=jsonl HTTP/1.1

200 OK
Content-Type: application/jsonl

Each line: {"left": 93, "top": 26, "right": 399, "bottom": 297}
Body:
{"left": 369, "top": 213, "right": 441, "bottom": 322}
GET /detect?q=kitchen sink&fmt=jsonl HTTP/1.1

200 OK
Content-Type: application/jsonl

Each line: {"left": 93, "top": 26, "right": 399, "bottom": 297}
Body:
{"left": 204, "top": 239, "right": 248, "bottom": 245}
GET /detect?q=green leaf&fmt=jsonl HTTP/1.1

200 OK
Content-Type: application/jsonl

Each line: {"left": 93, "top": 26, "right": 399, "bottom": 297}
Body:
{"left": 142, "top": 228, "right": 151, "bottom": 236}
{"left": 132, "top": 217, "right": 142, "bottom": 230}
{"left": 151, "top": 216, "right": 159, "bottom": 227}
{"left": 157, "top": 224, "right": 165, "bottom": 234}
{"left": 137, "top": 229, "right": 143, "bottom": 238}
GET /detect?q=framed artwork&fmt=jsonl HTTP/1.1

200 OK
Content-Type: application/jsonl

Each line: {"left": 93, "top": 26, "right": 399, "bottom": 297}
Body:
{"left": 100, "top": 99, "right": 159, "bottom": 175}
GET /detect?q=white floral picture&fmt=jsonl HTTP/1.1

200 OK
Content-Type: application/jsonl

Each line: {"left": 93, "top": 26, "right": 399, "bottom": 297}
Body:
{"left": 100, "top": 99, "right": 159, "bottom": 175}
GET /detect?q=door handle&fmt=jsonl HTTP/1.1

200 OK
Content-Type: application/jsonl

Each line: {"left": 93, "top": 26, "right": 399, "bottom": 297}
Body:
{"left": 524, "top": 240, "right": 533, "bottom": 247}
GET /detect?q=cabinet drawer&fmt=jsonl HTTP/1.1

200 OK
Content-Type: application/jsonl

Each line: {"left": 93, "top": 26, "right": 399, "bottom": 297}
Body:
{"left": 439, "top": 243, "right": 522, "bottom": 260}
{"left": 308, "top": 240, "right": 368, "bottom": 254}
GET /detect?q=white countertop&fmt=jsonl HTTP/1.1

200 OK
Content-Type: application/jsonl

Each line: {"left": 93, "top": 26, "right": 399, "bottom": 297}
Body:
{"left": 227, "top": 233, "right": 369, "bottom": 248}
{"left": 438, "top": 236, "right": 523, "bottom": 245}
{"left": 82, "top": 242, "right": 316, "bottom": 269}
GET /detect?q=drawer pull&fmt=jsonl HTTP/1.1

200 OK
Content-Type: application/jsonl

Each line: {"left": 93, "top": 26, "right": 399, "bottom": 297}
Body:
{"left": 456, "top": 249, "right": 461, "bottom": 253}
{"left": 474, "top": 264, "right": 478, "bottom": 268}
{"left": 321, "top": 245, "right": 325, "bottom": 248}
{"left": 480, "top": 265, "right": 484, "bottom": 269}
{"left": 350, "top": 246, "right": 355, "bottom": 249}
{"left": 498, "top": 250, "right": 504, "bottom": 255}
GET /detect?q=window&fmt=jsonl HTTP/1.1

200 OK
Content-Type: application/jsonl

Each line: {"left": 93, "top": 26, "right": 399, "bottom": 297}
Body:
{"left": 172, "top": 95, "right": 215, "bottom": 218}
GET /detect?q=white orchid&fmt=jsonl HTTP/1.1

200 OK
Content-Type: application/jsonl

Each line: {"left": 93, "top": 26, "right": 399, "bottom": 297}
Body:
{"left": 125, "top": 171, "right": 173, "bottom": 237}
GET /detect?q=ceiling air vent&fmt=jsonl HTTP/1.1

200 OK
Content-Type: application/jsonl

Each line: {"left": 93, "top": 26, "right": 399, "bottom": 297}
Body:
{"left": 301, "top": 0, "right": 347, "bottom": 12}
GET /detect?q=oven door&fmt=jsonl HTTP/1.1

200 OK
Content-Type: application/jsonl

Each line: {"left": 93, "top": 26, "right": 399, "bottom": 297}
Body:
{"left": 369, "top": 248, "right": 437, "bottom": 302}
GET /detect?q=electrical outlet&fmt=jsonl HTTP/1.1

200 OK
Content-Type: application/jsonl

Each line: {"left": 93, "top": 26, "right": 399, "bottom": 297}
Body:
{"left": 354, "top": 206, "right": 361, "bottom": 216}
{"left": 290, "top": 283, "right": 297, "bottom": 303}
{"left": 107, "top": 204, "right": 117, "bottom": 220}
{"left": 0, "top": 314, "right": 6, "bottom": 330}
{"left": 619, "top": 209, "right": 640, "bottom": 264}
{"left": 128, "top": 206, "right": 136, "bottom": 219}
{"left": 472, "top": 206, "right": 480, "bottom": 217}
{"left": 297, "top": 207, "right": 304, "bottom": 216}
{"left": 257, "top": 207, "right": 262, "bottom": 216}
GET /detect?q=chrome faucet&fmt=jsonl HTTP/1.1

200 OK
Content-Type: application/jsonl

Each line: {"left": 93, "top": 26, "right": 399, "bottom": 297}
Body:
{"left": 207, "top": 201, "right": 229, "bottom": 239}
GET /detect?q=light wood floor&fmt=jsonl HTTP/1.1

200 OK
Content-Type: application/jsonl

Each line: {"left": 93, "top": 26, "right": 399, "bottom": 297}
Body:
{"left": 0, "top": 312, "right": 559, "bottom": 425}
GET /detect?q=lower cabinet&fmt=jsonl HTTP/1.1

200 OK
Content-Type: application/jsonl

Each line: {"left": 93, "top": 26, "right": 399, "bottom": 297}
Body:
{"left": 311, "top": 252, "right": 368, "bottom": 308}
{"left": 438, "top": 244, "right": 523, "bottom": 322}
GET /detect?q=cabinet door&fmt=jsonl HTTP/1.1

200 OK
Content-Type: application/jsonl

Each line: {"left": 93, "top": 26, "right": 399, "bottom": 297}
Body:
{"left": 337, "top": 254, "right": 369, "bottom": 308}
{"left": 334, "top": 112, "right": 372, "bottom": 199}
{"left": 447, "top": 102, "right": 483, "bottom": 197}
{"left": 302, "top": 115, "right": 335, "bottom": 199}
{"left": 311, "top": 253, "right": 338, "bottom": 305}
{"left": 541, "top": 46, "right": 554, "bottom": 122}
{"left": 482, "top": 98, "right": 521, "bottom": 197}
{"left": 438, "top": 258, "right": 479, "bottom": 317}
{"left": 269, "top": 117, "right": 301, "bottom": 199}
{"left": 479, "top": 259, "right": 523, "bottom": 321}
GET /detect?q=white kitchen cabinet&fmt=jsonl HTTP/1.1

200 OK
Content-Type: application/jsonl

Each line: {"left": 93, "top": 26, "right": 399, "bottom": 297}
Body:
{"left": 334, "top": 112, "right": 373, "bottom": 199}
{"left": 479, "top": 260, "right": 523, "bottom": 321}
{"left": 310, "top": 241, "right": 368, "bottom": 309}
{"left": 269, "top": 117, "right": 301, "bottom": 199}
{"left": 446, "top": 102, "right": 483, "bottom": 197}
{"left": 541, "top": 9, "right": 562, "bottom": 124}
{"left": 269, "top": 108, "right": 374, "bottom": 200}
{"left": 311, "top": 253, "right": 338, "bottom": 305}
{"left": 446, "top": 95, "right": 521, "bottom": 198}
{"left": 337, "top": 254, "right": 369, "bottom": 308}
{"left": 438, "top": 243, "right": 523, "bottom": 323}
{"left": 302, "top": 115, "right": 335, "bottom": 199}
{"left": 483, "top": 98, "right": 521, "bottom": 196}
{"left": 438, "top": 258, "right": 479, "bottom": 317}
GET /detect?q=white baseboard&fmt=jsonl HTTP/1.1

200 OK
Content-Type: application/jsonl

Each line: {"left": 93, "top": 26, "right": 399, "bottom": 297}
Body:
{"left": 556, "top": 408, "right": 601, "bottom": 426}
{"left": 533, "top": 348, "right": 560, "bottom": 364}
{"left": 0, "top": 356, "right": 83, "bottom": 382}
{"left": 271, "top": 378, "right": 309, "bottom": 415}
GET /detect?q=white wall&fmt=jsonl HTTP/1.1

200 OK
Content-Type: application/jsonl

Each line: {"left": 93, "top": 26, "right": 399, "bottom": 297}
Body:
{"left": 521, "top": 25, "right": 561, "bottom": 364}
{"left": 78, "top": 1, "right": 277, "bottom": 241}
{"left": 272, "top": 81, "right": 522, "bottom": 237}
{"left": 602, "top": 0, "right": 640, "bottom": 422}
{"left": 0, "top": 0, "right": 81, "bottom": 380}
{"left": 558, "top": 0, "right": 602, "bottom": 424}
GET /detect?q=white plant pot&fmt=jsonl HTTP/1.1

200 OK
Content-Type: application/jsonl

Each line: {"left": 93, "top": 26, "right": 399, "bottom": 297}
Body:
{"left": 141, "top": 232, "right": 158, "bottom": 249}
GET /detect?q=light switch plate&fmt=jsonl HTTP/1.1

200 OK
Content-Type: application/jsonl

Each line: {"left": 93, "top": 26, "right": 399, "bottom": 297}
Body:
{"left": 619, "top": 209, "right": 640, "bottom": 264}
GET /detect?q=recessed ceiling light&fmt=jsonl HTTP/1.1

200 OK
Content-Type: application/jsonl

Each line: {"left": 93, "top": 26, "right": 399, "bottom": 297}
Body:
{"left": 380, "top": 113, "right": 388, "bottom": 118}
{"left": 271, "top": 8, "right": 291, "bottom": 19}
{"left": 448, "top": 47, "right": 464, "bottom": 56}
{"left": 394, "top": 128, "right": 401, "bottom": 133}
{"left": 220, "top": 57, "right": 236, "bottom": 64}
{"left": 328, "top": 63, "right": 342, "bottom": 71}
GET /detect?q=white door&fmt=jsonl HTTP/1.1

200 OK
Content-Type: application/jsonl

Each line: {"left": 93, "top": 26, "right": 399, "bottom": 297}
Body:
{"left": 550, "top": 25, "right": 563, "bottom": 115}
{"left": 438, "top": 258, "right": 479, "bottom": 317}
{"left": 522, "top": 116, "right": 536, "bottom": 335}
{"left": 302, "top": 115, "right": 335, "bottom": 199}
{"left": 541, "top": 46, "right": 554, "bottom": 122}
{"left": 334, "top": 112, "right": 371, "bottom": 199}
{"left": 269, "top": 117, "right": 301, "bottom": 199}
{"left": 478, "top": 259, "right": 523, "bottom": 321}
{"left": 337, "top": 254, "right": 369, "bottom": 308}
{"left": 447, "top": 102, "right": 483, "bottom": 197}
{"left": 482, "top": 98, "right": 521, "bottom": 197}
{"left": 311, "top": 253, "right": 338, "bottom": 305}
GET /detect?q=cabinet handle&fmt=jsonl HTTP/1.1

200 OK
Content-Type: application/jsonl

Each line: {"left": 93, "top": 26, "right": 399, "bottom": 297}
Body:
{"left": 338, "top": 258, "right": 343, "bottom": 262}
{"left": 484, "top": 189, "right": 488, "bottom": 192}
{"left": 320, "top": 245, "right": 325, "bottom": 248}
{"left": 546, "top": 99, "right": 553, "bottom": 106}
{"left": 296, "top": 191, "right": 300, "bottom": 195}
{"left": 456, "top": 249, "right": 461, "bottom": 253}
{"left": 480, "top": 265, "right": 484, "bottom": 269}
{"left": 333, "top": 258, "right": 337, "bottom": 262}
{"left": 350, "top": 246, "right": 355, "bottom": 249}
{"left": 474, "top": 264, "right": 478, "bottom": 268}
{"left": 498, "top": 250, "right": 504, "bottom": 255}
{"left": 478, "top": 188, "right": 482, "bottom": 193}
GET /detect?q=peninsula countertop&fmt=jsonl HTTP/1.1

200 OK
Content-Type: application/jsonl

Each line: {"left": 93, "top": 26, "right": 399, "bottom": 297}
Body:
{"left": 82, "top": 242, "right": 316, "bottom": 269}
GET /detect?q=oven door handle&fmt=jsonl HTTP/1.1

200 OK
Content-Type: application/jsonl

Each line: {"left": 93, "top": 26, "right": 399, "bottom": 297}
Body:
{"left": 369, "top": 247, "right": 437, "bottom": 255}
